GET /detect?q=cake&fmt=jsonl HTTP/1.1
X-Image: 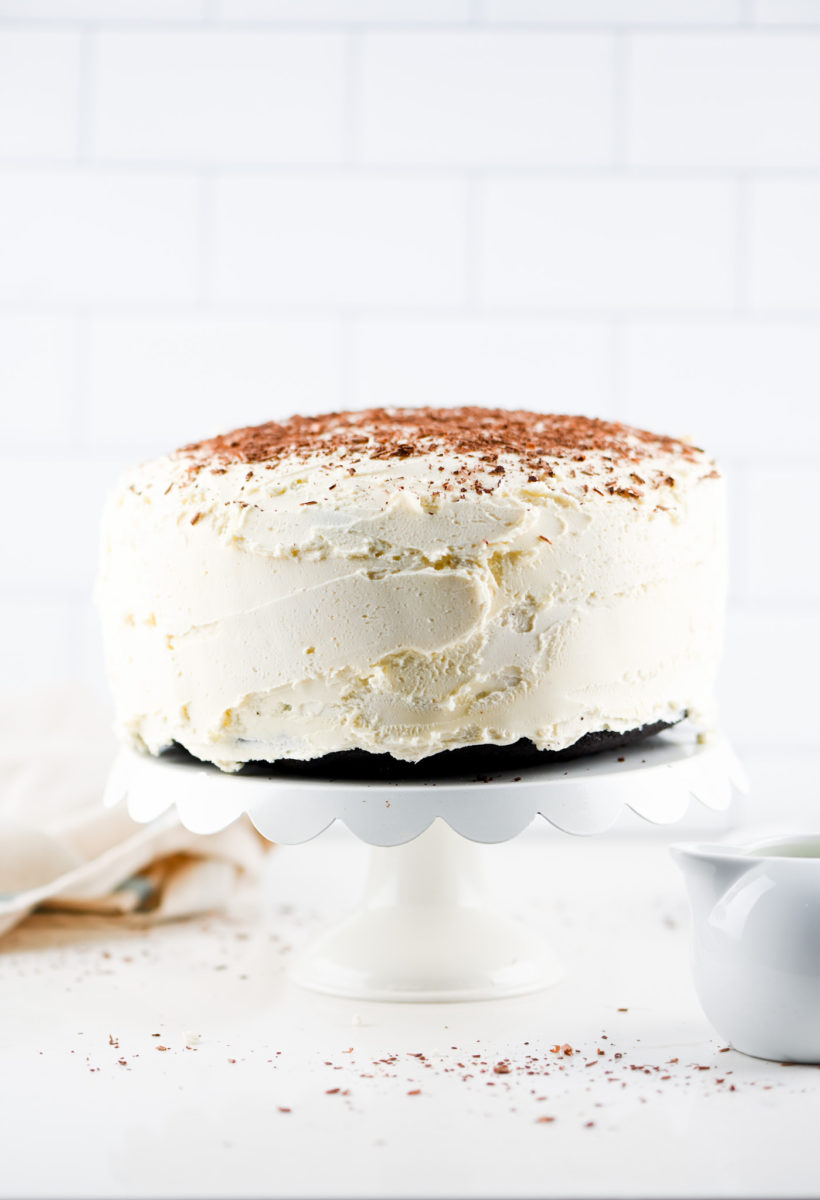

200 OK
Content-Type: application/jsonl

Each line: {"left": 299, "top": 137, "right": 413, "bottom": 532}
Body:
{"left": 96, "top": 408, "right": 725, "bottom": 774}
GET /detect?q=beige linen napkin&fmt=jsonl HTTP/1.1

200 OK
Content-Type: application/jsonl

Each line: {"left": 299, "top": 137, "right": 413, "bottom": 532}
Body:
{"left": 0, "top": 688, "right": 267, "bottom": 937}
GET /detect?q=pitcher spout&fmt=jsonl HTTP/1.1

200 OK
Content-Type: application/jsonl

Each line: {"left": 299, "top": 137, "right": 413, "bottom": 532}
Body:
{"left": 670, "top": 843, "right": 756, "bottom": 921}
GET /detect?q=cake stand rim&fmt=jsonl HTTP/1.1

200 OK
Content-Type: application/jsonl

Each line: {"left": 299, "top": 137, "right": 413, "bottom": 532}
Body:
{"left": 103, "top": 728, "right": 744, "bottom": 846}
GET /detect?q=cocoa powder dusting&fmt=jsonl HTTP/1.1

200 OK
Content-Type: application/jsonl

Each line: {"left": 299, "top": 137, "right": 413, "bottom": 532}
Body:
{"left": 179, "top": 407, "right": 704, "bottom": 478}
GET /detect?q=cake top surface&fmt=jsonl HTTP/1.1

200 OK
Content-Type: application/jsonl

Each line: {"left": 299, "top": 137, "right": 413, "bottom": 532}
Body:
{"left": 106, "top": 408, "right": 720, "bottom": 526}
{"left": 173, "top": 407, "right": 718, "bottom": 506}
{"left": 181, "top": 407, "right": 702, "bottom": 474}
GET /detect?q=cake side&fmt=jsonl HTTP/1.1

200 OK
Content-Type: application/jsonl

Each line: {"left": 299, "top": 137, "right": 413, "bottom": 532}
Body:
{"left": 96, "top": 409, "right": 726, "bottom": 771}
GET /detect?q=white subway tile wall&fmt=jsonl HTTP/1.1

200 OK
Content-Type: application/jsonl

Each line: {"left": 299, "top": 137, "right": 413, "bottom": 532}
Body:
{"left": 627, "top": 34, "right": 820, "bottom": 167}
{"left": 91, "top": 33, "right": 349, "bottom": 164}
{"left": 210, "top": 176, "right": 468, "bottom": 303}
{"left": 0, "top": 1, "right": 817, "bottom": 768}
{"left": 484, "top": 2, "right": 744, "bottom": 22}
{"left": 480, "top": 178, "right": 736, "bottom": 309}
{"left": 749, "top": 180, "right": 820, "bottom": 310}
{"left": 86, "top": 316, "right": 344, "bottom": 448}
{"left": 0, "top": 316, "right": 77, "bottom": 438}
{"left": 359, "top": 33, "right": 615, "bottom": 164}
{"left": 0, "top": 171, "right": 200, "bottom": 301}
{"left": 352, "top": 319, "right": 613, "bottom": 413}
{"left": 0, "top": 32, "right": 80, "bottom": 159}
{"left": 620, "top": 322, "right": 820, "bottom": 460}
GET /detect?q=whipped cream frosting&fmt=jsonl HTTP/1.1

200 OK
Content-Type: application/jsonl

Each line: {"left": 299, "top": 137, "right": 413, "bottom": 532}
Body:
{"left": 96, "top": 408, "right": 726, "bottom": 770}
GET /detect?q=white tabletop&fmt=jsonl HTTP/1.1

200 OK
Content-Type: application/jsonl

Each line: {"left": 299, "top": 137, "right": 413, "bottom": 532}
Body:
{"left": 2, "top": 818, "right": 818, "bottom": 1200}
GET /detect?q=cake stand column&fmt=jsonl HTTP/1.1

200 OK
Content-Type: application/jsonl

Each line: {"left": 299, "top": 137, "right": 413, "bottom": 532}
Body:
{"left": 289, "top": 818, "right": 563, "bottom": 1003}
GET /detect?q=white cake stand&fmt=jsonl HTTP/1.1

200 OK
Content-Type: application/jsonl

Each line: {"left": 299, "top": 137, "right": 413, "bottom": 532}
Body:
{"left": 104, "top": 727, "right": 745, "bottom": 1003}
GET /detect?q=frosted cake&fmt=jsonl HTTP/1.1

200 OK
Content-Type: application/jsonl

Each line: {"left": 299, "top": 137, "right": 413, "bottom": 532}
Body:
{"left": 96, "top": 408, "right": 725, "bottom": 774}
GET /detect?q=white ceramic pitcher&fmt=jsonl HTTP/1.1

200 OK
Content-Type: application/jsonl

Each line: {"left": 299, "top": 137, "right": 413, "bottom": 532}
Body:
{"left": 672, "top": 835, "right": 820, "bottom": 1063}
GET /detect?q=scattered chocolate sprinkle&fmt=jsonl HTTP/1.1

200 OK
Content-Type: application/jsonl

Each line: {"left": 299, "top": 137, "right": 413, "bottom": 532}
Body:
{"left": 179, "top": 409, "right": 710, "bottom": 496}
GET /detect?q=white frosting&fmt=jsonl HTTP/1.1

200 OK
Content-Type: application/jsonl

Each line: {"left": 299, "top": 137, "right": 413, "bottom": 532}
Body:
{"left": 96, "top": 428, "right": 726, "bottom": 770}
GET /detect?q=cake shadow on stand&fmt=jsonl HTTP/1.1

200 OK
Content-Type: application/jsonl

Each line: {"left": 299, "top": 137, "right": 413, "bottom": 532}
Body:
{"left": 220, "top": 719, "right": 675, "bottom": 782}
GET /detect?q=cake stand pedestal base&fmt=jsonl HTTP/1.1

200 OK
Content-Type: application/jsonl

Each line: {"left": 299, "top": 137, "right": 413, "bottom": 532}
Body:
{"left": 290, "top": 819, "right": 561, "bottom": 1002}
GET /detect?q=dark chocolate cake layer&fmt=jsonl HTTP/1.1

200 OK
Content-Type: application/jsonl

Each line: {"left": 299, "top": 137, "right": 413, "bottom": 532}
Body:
{"left": 162, "top": 720, "right": 675, "bottom": 782}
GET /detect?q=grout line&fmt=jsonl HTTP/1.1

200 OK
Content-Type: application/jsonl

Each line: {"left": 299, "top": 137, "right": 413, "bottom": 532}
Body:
{"left": 1, "top": 20, "right": 798, "bottom": 31}
{"left": 611, "top": 29, "right": 629, "bottom": 168}
{"left": 76, "top": 27, "right": 94, "bottom": 164}
{"left": 608, "top": 321, "right": 625, "bottom": 421}
{"left": 71, "top": 315, "right": 90, "bottom": 450}
{"left": 4, "top": 160, "right": 820, "bottom": 178}
{"left": 734, "top": 173, "right": 751, "bottom": 314}
{"left": 724, "top": 598, "right": 820, "bottom": 619}
{"left": 6, "top": 301, "right": 820, "bottom": 322}
{"left": 726, "top": 462, "right": 750, "bottom": 607}
{"left": 0, "top": 441, "right": 177, "bottom": 461}
{"left": 0, "top": 582, "right": 95, "bottom": 602}
{"left": 6, "top": 161, "right": 820, "bottom": 181}
{"left": 344, "top": 30, "right": 361, "bottom": 165}
{"left": 462, "top": 172, "right": 483, "bottom": 312}
{"left": 740, "top": 0, "right": 756, "bottom": 25}
{"left": 339, "top": 316, "right": 356, "bottom": 410}
{"left": 65, "top": 594, "right": 89, "bottom": 681}
{"left": 196, "top": 171, "right": 214, "bottom": 305}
